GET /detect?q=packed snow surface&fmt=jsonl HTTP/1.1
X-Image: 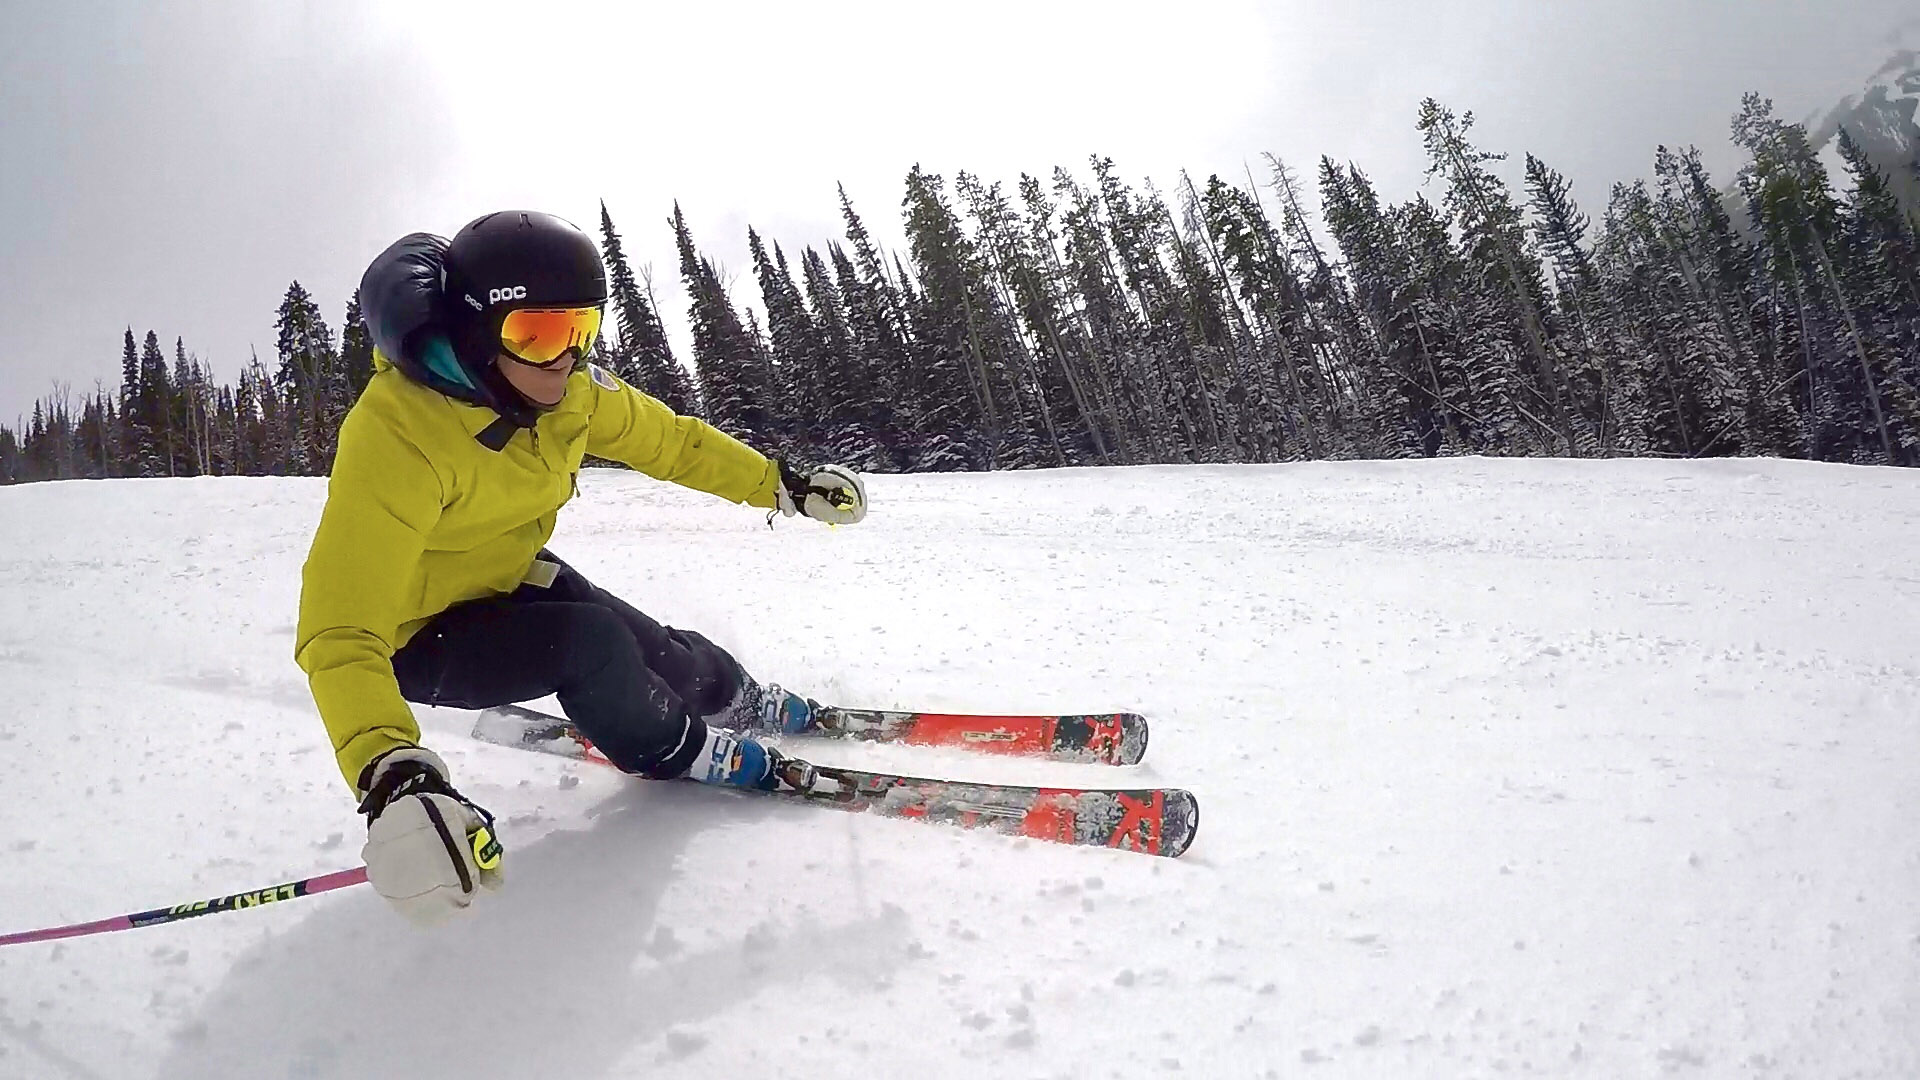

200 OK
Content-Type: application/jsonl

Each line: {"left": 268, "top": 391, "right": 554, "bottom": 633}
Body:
{"left": 1, "top": 459, "right": 1916, "bottom": 1078}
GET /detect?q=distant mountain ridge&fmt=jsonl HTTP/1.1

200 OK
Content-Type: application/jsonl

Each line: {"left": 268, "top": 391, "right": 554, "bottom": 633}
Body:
{"left": 1808, "top": 44, "right": 1920, "bottom": 215}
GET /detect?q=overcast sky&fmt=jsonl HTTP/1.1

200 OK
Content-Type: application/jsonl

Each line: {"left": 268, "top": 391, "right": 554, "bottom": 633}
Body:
{"left": 3, "top": 0, "right": 1915, "bottom": 426}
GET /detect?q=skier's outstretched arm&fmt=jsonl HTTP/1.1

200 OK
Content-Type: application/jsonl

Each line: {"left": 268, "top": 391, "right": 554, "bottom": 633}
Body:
{"left": 583, "top": 368, "right": 866, "bottom": 524}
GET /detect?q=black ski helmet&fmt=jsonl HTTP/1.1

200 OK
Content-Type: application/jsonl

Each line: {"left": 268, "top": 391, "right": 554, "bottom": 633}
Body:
{"left": 442, "top": 210, "right": 608, "bottom": 370}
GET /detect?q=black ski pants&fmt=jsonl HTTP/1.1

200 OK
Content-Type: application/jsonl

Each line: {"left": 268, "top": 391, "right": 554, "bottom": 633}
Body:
{"left": 390, "top": 553, "right": 741, "bottom": 778}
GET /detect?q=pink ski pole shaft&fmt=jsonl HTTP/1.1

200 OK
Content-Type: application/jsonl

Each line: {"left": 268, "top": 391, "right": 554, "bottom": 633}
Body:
{"left": 0, "top": 866, "right": 369, "bottom": 948}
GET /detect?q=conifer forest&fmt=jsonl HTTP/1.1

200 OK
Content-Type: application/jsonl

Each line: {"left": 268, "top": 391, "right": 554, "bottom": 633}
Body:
{"left": 4, "top": 93, "right": 1917, "bottom": 485}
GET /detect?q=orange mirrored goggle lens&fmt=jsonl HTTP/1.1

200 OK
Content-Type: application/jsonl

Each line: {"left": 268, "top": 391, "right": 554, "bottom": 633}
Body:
{"left": 499, "top": 306, "right": 602, "bottom": 366}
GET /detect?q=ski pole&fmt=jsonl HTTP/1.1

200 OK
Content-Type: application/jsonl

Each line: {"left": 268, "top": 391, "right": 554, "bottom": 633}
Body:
{"left": 0, "top": 866, "right": 369, "bottom": 948}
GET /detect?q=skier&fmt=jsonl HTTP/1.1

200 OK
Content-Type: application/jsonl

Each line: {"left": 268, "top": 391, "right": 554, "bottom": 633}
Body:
{"left": 295, "top": 210, "right": 866, "bottom": 926}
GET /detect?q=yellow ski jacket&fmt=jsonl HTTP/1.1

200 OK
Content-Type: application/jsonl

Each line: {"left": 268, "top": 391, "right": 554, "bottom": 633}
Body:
{"left": 296, "top": 356, "right": 779, "bottom": 792}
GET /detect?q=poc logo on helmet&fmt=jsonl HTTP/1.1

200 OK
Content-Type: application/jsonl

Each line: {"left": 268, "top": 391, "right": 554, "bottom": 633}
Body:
{"left": 487, "top": 285, "right": 528, "bottom": 305}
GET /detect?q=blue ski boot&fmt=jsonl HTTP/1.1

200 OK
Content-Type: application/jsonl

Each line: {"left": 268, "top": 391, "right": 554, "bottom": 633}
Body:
{"left": 719, "top": 681, "right": 819, "bottom": 735}
{"left": 688, "top": 727, "right": 819, "bottom": 793}
{"left": 758, "top": 683, "right": 819, "bottom": 735}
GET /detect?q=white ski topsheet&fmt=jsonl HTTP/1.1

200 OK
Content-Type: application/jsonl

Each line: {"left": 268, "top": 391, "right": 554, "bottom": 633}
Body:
{"left": 0, "top": 459, "right": 1915, "bottom": 1078}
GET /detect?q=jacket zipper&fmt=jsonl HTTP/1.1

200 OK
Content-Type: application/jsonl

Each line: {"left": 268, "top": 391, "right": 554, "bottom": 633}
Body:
{"left": 527, "top": 425, "right": 573, "bottom": 498}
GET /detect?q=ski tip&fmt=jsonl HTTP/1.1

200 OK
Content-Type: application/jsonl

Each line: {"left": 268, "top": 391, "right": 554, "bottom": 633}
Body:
{"left": 1160, "top": 790, "right": 1200, "bottom": 858}
{"left": 1117, "top": 712, "right": 1149, "bottom": 766}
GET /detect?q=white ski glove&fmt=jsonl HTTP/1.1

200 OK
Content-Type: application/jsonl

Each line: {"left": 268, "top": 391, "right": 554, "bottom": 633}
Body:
{"left": 357, "top": 746, "right": 502, "bottom": 927}
{"left": 775, "top": 461, "right": 867, "bottom": 525}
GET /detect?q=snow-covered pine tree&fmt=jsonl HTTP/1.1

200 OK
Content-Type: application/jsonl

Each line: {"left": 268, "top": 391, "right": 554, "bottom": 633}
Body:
{"left": 836, "top": 188, "right": 930, "bottom": 467}
{"left": 1196, "top": 173, "right": 1314, "bottom": 460}
{"left": 1418, "top": 101, "right": 1580, "bottom": 456}
{"left": 1317, "top": 161, "right": 1438, "bottom": 457}
{"left": 749, "top": 230, "right": 823, "bottom": 458}
{"left": 1267, "top": 155, "right": 1374, "bottom": 453}
{"left": 245, "top": 346, "right": 289, "bottom": 475}
{"left": 169, "top": 339, "right": 202, "bottom": 476}
{"left": 1091, "top": 158, "right": 1213, "bottom": 459}
{"left": 954, "top": 171, "right": 1086, "bottom": 467}
{"left": 1837, "top": 127, "right": 1920, "bottom": 315}
{"left": 739, "top": 305, "right": 792, "bottom": 450}
{"left": 1836, "top": 127, "right": 1920, "bottom": 458}
{"left": 829, "top": 242, "right": 917, "bottom": 468}
{"left": 670, "top": 204, "right": 775, "bottom": 446}
{"left": 137, "top": 331, "right": 173, "bottom": 477}
{"left": 117, "top": 329, "right": 147, "bottom": 478}
{"left": 1591, "top": 180, "right": 1715, "bottom": 456}
{"left": 206, "top": 384, "right": 236, "bottom": 477}
{"left": 1525, "top": 154, "right": 1628, "bottom": 454}
{"left": 272, "top": 282, "right": 343, "bottom": 473}
{"left": 0, "top": 426, "right": 18, "bottom": 484}
{"left": 341, "top": 293, "right": 376, "bottom": 401}
{"left": 20, "top": 395, "right": 70, "bottom": 481}
{"left": 971, "top": 171, "right": 1116, "bottom": 465}
{"left": 230, "top": 363, "right": 256, "bottom": 475}
{"left": 792, "top": 247, "right": 888, "bottom": 469}
{"left": 900, "top": 165, "right": 1007, "bottom": 470}
{"left": 77, "top": 388, "right": 115, "bottom": 479}
{"left": 26, "top": 402, "right": 47, "bottom": 479}
{"left": 838, "top": 186, "right": 914, "bottom": 343}
{"left": 1395, "top": 192, "right": 1533, "bottom": 455}
{"left": 1734, "top": 94, "right": 1897, "bottom": 464}
{"left": 1052, "top": 166, "right": 1170, "bottom": 462}
{"left": 1164, "top": 173, "right": 1253, "bottom": 462}
{"left": 600, "top": 202, "right": 696, "bottom": 414}
{"left": 1638, "top": 147, "right": 1781, "bottom": 457}
{"left": 1016, "top": 174, "right": 1123, "bottom": 463}
{"left": 1671, "top": 146, "right": 1785, "bottom": 451}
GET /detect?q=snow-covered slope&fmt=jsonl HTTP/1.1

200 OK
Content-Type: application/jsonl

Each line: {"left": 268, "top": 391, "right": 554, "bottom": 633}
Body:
{"left": 1, "top": 460, "right": 1916, "bottom": 1078}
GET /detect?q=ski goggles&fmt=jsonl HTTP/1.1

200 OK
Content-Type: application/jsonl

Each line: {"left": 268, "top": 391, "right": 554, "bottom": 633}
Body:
{"left": 498, "top": 306, "right": 603, "bottom": 368}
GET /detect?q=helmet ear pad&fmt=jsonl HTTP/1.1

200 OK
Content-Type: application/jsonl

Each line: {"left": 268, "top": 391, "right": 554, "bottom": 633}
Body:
{"left": 437, "top": 283, "right": 501, "bottom": 373}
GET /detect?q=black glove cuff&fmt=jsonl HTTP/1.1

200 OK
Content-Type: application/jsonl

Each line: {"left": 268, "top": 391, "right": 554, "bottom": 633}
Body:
{"left": 775, "top": 458, "right": 811, "bottom": 501}
{"left": 357, "top": 752, "right": 463, "bottom": 822}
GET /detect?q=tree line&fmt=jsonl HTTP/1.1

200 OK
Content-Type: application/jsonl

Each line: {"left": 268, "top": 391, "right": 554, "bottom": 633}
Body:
{"left": 4, "top": 92, "right": 1916, "bottom": 486}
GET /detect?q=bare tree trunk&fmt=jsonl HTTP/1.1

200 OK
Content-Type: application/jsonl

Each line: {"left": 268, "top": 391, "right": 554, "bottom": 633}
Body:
{"left": 985, "top": 273, "right": 1069, "bottom": 467}
{"left": 1267, "top": 155, "right": 1370, "bottom": 425}
{"left": 1808, "top": 233, "right": 1896, "bottom": 463}
{"left": 1035, "top": 229, "right": 1128, "bottom": 462}
{"left": 1788, "top": 274, "right": 1820, "bottom": 459}
{"left": 1270, "top": 326, "right": 1324, "bottom": 458}
{"left": 1177, "top": 172, "right": 1264, "bottom": 458}
{"left": 954, "top": 285, "right": 1003, "bottom": 466}
{"left": 1179, "top": 172, "right": 1260, "bottom": 349}
{"left": 978, "top": 208, "right": 1112, "bottom": 464}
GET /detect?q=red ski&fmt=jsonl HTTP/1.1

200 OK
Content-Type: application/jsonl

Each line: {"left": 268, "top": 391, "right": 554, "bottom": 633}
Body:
{"left": 470, "top": 706, "right": 1197, "bottom": 858}
{"left": 814, "top": 706, "right": 1149, "bottom": 765}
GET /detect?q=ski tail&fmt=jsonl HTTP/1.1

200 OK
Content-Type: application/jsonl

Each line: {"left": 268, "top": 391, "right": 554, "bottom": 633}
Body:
{"left": 470, "top": 703, "right": 609, "bottom": 764}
